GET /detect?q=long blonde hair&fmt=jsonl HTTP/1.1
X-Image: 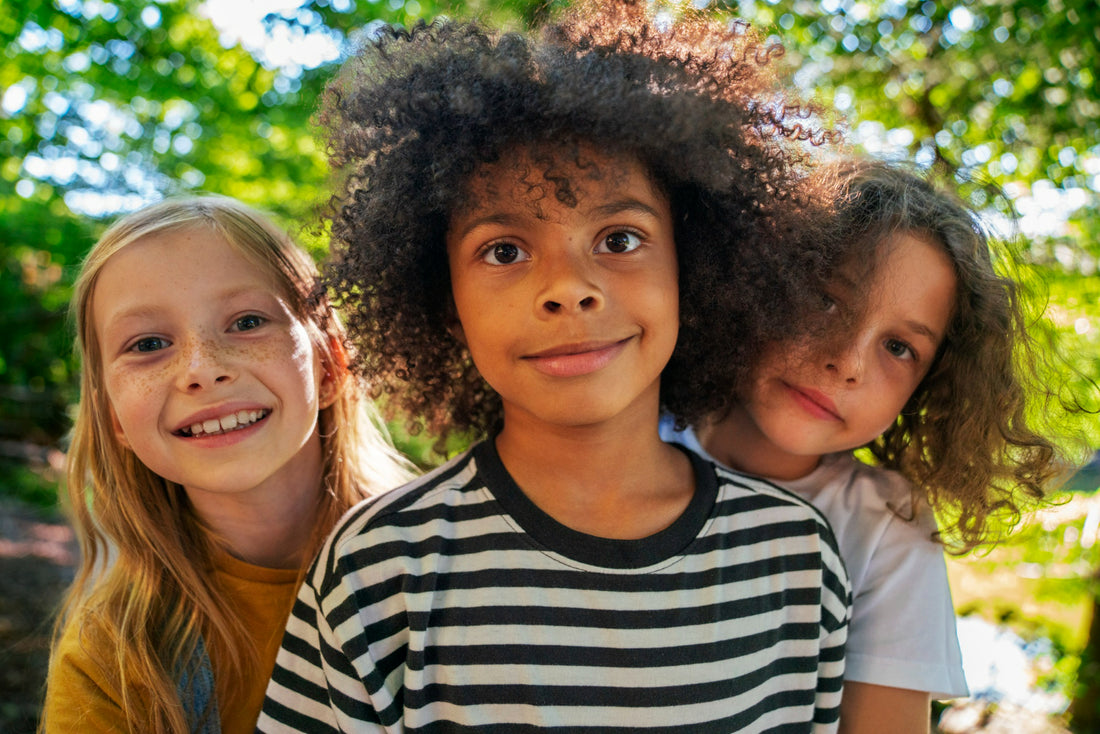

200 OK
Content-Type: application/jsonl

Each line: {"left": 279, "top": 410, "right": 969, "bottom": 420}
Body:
{"left": 49, "top": 196, "right": 414, "bottom": 733}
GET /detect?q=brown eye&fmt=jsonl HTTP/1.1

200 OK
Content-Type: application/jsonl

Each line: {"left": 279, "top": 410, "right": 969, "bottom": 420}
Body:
{"left": 597, "top": 231, "right": 641, "bottom": 254}
{"left": 482, "top": 242, "right": 528, "bottom": 265}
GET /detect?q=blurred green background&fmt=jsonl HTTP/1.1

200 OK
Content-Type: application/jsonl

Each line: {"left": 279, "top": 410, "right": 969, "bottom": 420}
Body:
{"left": 2, "top": 0, "right": 1099, "bottom": 730}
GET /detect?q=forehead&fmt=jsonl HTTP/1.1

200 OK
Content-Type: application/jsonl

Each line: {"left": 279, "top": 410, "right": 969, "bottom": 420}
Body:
{"left": 869, "top": 230, "right": 957, "bottom": 326}
{"left": 100, "top": 227, "right": 253, "bottom": 281}
{"left": 92, "top": 228, "right": 279, "bottom": 320}
{"left": 877, "top": 230, "right": 951, "bottom": 281}
{"left": 455, "top": 145, "right": 662, "bottom": 219}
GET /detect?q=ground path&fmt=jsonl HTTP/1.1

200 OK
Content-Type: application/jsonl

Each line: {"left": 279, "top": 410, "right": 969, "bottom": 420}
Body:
{"left": 0, "top": 499, "right": 77, "bottom": 733}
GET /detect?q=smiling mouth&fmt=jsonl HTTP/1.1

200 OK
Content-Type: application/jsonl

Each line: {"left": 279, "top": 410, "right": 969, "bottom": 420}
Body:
{"left": 526, "top": 336, "right": 635, "bottom": 359}
{"left": 175, "top": 409, "right": 269, "bottom": 437}
{"left": 523, "top": 338, "right": 632, "bottom": 378}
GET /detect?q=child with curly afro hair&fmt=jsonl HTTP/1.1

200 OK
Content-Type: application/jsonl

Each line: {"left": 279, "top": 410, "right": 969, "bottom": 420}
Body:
{"left": 260, "top": 2, "right": 852, "bottom": 731}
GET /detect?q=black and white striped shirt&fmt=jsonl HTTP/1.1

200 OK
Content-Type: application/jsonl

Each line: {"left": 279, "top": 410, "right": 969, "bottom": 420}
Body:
{"left": 259, "top": 441, "right": 850, "bottom": 733}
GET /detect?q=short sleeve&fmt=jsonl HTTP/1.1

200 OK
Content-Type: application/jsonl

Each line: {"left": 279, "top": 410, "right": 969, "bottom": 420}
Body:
{"left": 42, "top": 615, "right": 128, "bottom": 732}
{"left": 842, "top": 507, "right": 968, "bottom": 699}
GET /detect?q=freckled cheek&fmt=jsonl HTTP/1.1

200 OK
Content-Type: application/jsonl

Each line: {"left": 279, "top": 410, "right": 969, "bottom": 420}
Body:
{"left": 103, "top": 365, "right": 171, "bottom": 431}
{"left": 249, "top": 329, "right": 324, "bottom": 398}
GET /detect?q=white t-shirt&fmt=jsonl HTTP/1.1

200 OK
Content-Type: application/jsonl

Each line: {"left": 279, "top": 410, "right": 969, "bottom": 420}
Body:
{"left": 661, "top": 421, "right": 968, "bottom": 699}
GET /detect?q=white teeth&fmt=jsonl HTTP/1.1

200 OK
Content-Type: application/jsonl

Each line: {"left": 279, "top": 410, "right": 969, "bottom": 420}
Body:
{"left": 185, "top": 409, "right": 266, "bottom": 437}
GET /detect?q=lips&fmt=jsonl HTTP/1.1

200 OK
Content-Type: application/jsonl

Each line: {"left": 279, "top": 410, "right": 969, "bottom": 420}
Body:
{"left": 523, "top": 338, "right": 632, "bottom": 378}
{"left": 174, "top": 408, "right": 270, "bottom": 437}
{"left": 785, "top": 384, "right": 842, "bottom": 421}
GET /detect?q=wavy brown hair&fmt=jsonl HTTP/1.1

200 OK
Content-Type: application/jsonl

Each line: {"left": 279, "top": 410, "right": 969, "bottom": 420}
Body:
{"left": 46, "top": 196, "right": 413, "bottom": 733}
{"left": 825, "top": 160, "right": 1068, "bottom": 552}
{"left": 318, "top": 0, "right": 842, "bottom": 446}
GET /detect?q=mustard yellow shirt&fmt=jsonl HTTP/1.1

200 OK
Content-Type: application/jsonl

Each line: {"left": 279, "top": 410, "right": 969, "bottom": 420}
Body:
{"left": 43, "top": 548, "right": 300, "bottom": 734}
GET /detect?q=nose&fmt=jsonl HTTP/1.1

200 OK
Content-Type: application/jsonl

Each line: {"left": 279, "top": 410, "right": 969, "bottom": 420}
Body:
{"left": 538, "top": 250, "right": 604, "bottom": 316}
{"left": 176, "top": 336, "right": 235, "bottom": 391}
{"left": 824, "top": 340, "right": 864, "bottom": 385}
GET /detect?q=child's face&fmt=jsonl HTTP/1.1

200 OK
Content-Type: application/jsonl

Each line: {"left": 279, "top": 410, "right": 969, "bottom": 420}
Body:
{"left": 92, "top": 228, "right": 332, "bottom": 501}
{"left": 741, "top": 231, "right": 957, "bottom": 462}
{"left": 446, "top": 148, "right": 679, "bottom": 432}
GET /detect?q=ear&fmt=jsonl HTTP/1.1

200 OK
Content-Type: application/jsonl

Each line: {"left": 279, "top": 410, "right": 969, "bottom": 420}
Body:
{"left": 318, "top": 336, "right": 349, "bottom": 410}
{"left": 448, "top": 319, "right": 467, "bottom": 347}
{"left": 106, "top": 399, "right": 131, "bottom": 449}
{"left": 318, "top": 370, "right": 340, "bottom": 410}
{"left": 445, "top": 298, "right": 467, "bottom": 347}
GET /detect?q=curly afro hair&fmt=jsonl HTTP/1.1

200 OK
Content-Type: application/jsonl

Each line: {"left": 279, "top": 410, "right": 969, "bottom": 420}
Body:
{"left": 317, "top": 0, "right": 842, "bottom": 445}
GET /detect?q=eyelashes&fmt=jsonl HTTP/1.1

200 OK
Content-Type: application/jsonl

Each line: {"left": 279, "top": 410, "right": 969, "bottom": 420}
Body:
{"left": 480, "top": 242, "right": 529, "bottom": 265}
{"left": 121, "top": 314, "right": 269, "bottom": 356}
{"left": 477, "top": 229, "right": 646, "bottom": 266}
{"left": 129, "top": 336, "right": 170, "bottom": 353}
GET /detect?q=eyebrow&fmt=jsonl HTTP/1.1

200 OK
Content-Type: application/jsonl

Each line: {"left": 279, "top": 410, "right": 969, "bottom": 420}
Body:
{"left": 450, "top": 212, "right": 525, "bottom": 241}
{"left": 99, "top": 306, "right": 160, "bottom": 336}
{"left": 451, "top": 197, "right": 664, "bottom": 241}
{"left": 831, "top": 272, "right": 859, "bottom": 292}
{"left": 102, "top": 287, "right": 277, "bottom": 326}
{"left": 906, "top": 319, "right": 944, "bottom": 345}
{"left": 585, "top": 198, "right": 664, "bottom": 220}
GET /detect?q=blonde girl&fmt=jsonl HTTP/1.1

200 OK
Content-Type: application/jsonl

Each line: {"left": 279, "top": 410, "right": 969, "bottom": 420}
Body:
{"left": 42, "top": 196, "right": 414, "bottom": 733}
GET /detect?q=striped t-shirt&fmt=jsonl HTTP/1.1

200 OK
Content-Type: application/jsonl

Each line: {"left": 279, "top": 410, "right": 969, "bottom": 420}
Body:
{"left": 259, "top": 440, "right": 850, "bottom": 733}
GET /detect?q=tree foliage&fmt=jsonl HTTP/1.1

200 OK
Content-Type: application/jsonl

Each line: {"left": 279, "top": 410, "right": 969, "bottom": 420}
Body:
{"left": 724, "top": 0, "right": 1098, "bottom": 220}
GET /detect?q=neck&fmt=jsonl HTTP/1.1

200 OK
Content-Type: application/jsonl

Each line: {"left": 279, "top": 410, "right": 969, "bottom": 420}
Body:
{"left": 697, "top": 404, "right": 821, "bottom": 481}
{"left": 184, "top": 438, "right": 326, "bottom": 569}
{"left": 494, "top": 398, "right": 694, "bottom": 540}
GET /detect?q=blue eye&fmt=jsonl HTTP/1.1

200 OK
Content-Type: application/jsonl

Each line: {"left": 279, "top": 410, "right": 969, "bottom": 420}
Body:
{"left": 482, "top": 242, "right": 530, "bottom": 265}
{"left": 596, "top": 231, "right": 642, "bottom": 254}
{"left": 131, "top": 337, "right": 169, "bottom": 353}
{"left": 234, "top": 314, "right": 265, "bottom": 331}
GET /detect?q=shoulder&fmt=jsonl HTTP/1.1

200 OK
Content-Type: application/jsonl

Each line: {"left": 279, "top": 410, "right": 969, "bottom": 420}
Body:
{"left": 713, "top": 461, "right": 837, "bottom": 534}
{"left": 794, "top": 455, "right": 949, "bottom": 615}
{"left": 837, "top": 454, "right": 919, "bottom": 514}
{"left": 821, "top": 459, "right": 965, "bottom": 695}
{"left": 707, "top": 462, "right": 851, "bottom": 629}
{"left": 784, "top": 453, "right": 938, "bottom": 541}
{"left": 43, "top": 607, "right": 126, "bottom": 729}
{"left": 305, "top": 447, "right": 488, "bottom": 587}
{"left": 339, "top": 445, "right": 484, "bottom": 537}
{"left": 710, "top": 462, "right": 849, "bottom": 581}
{"left": 51, "top": 605, "right": 114, "bottom": 671}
